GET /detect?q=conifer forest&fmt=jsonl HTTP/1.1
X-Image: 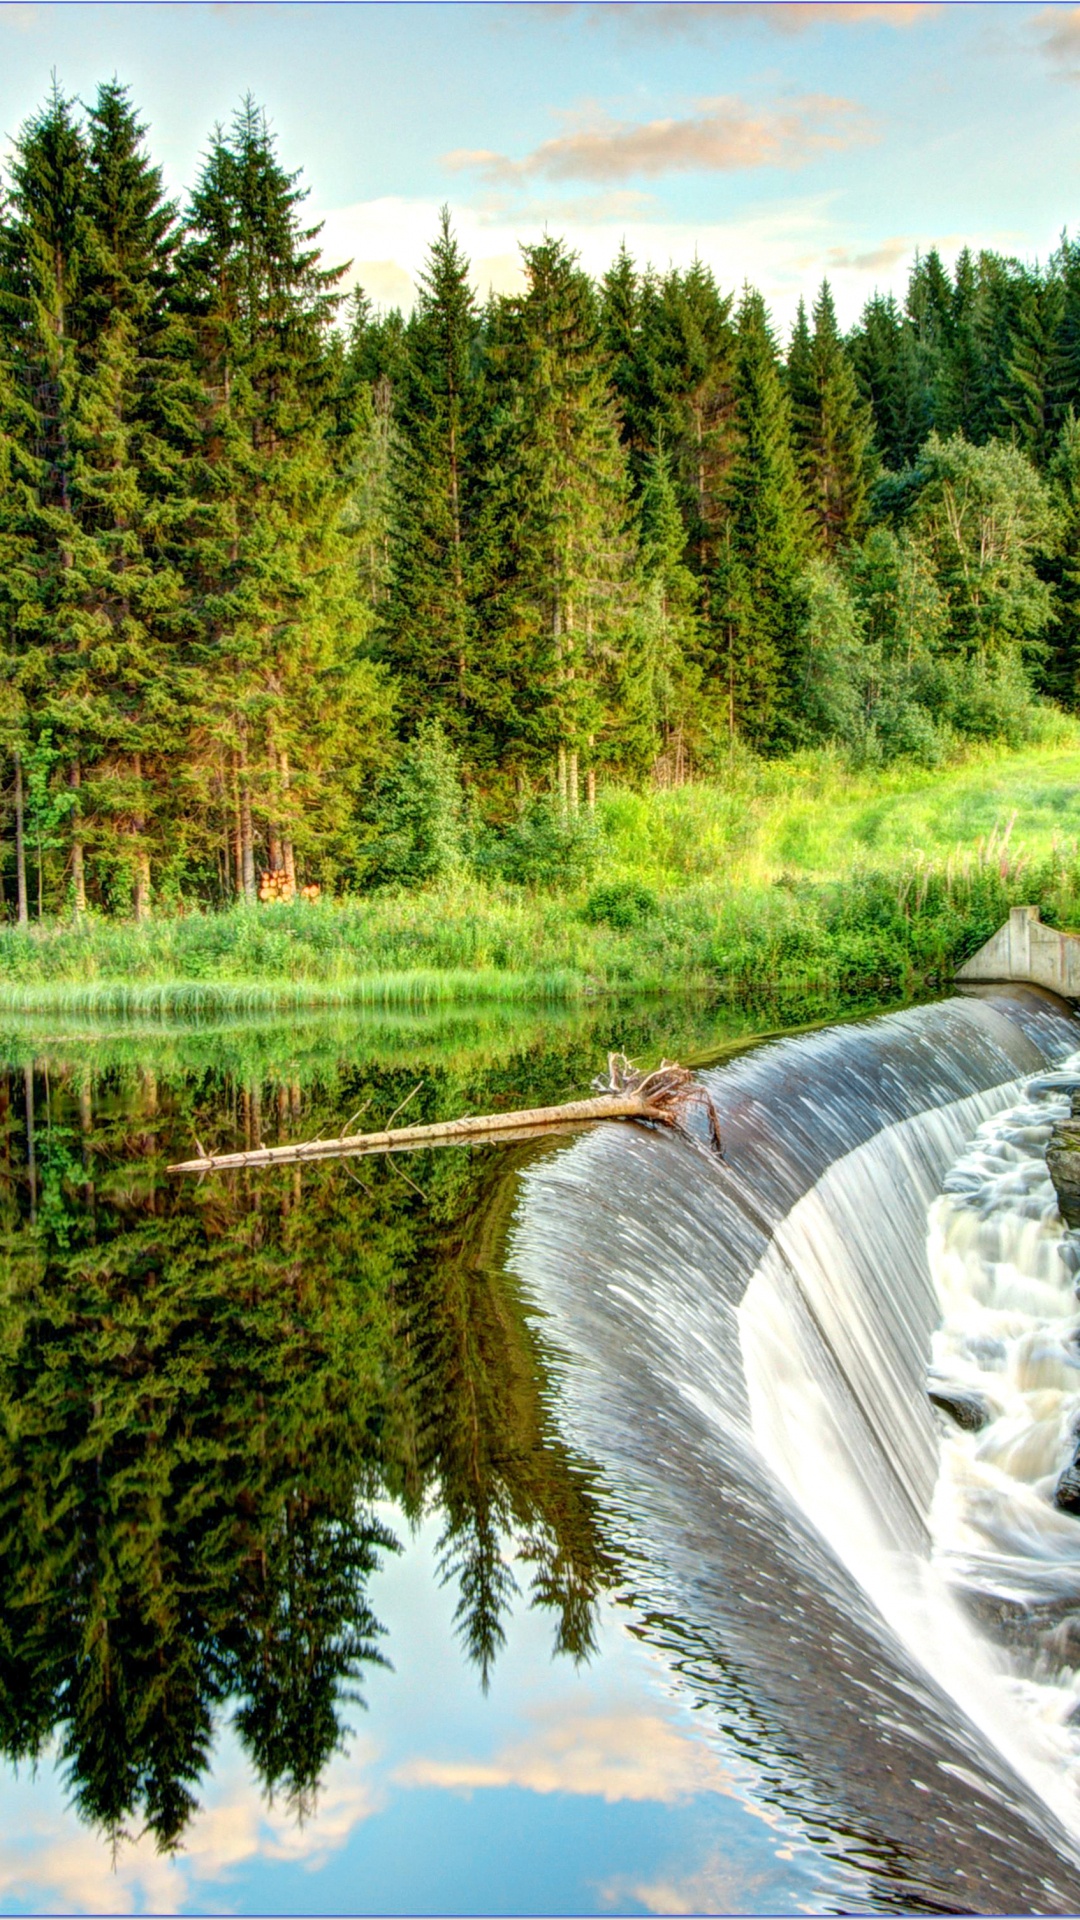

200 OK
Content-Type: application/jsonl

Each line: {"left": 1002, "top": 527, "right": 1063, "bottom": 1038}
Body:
{"left": 4, "top": 79, "right": 1080, "bottom": 921}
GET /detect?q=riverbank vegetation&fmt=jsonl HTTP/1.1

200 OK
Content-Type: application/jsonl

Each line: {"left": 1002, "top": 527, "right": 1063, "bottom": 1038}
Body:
{"left": 3, "top": 738, "right": 1080, "bottom": 1019}
{"left": 4, "top": 79, "right": 1080, "bottom": 1004}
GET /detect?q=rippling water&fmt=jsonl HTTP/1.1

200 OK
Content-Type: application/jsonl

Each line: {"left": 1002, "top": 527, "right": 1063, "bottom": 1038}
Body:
{"left": 514, "top": 986, "right": 1080, "bottom": 1913}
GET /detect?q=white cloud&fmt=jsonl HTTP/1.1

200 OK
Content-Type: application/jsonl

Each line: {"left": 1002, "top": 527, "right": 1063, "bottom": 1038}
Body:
{"left": 444, "top": 93, "right": 874, "bottom": 187}
{"left": 1034, "top": 4, "right": 1080, "bottom": 74}
{"left": 316, "top": 191, "right": 1033, "bottom": 332}
{"left": 395, "top": 1699, "right": 733, "bottom": 1805}
{"left": 579, "top": 2, "right": 937, "bottom": 33}
{"left": 0, "top": 1736, "right": 382, "bottom": 1914}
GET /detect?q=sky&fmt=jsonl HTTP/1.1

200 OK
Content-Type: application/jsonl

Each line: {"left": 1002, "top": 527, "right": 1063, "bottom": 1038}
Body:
{"left": 2, "top": 1, "right": 1080, "bottom": 337}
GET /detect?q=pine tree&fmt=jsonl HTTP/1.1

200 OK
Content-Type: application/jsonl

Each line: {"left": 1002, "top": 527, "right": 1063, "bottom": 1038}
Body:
{"left": 712, "top": 287, "right": 809, "bottom": 747}
{"left": 381, "top": 209, "right": 481, "bottom": 745}
{"left": 175, "top": 98, "right": 389, "bottom": 898}
{"left": 61, "top": 80, "right": 189, "bottom": 917}
{"left": 0, "top": 82, "right": 87, "bottom": 916}
{"left": 0, "top": 341, "right": 34, "bottom": 922}
{"left": 1002, "top": 266, "right": 1063, "bottom": 466}
{"left": 635, "top": 261, "right": 735, "bottom": 573}
{"left": 788, "top": 281, "right": 874, "bottom": 553}
{"left": 1047, "top": 409, "right": 1080, "bottom": 704}
{"left": 848, "top": 292, "right": 927, "bottom": 471}
{"left": 626, "top": 443, "right": 703, "bottom": 779}
{"left": 478, "top": 237, "right": 638, "bottom": 801}
{"left": 936, "top": 246, "right": 989, "bottom": 443}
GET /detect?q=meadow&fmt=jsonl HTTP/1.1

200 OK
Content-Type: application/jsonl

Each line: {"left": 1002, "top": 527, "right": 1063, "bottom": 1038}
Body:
{"left": 3, "top": 736, "right": 1080, "bottom": 1023}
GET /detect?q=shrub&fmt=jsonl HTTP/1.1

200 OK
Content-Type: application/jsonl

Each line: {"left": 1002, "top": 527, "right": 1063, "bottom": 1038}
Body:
{"left": 363, "top": 721, "right": 468, "bottom": 888}
{"left": 478, "top": 801, "right": 602, "bottom": 890}
{"left": 582, "top": 881, "right": 659, "bottom": 929}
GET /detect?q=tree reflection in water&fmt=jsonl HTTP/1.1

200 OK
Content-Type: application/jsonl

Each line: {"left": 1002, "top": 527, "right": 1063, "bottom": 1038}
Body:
{"left": 0, "top": 1013, "right": 671, "bottom": 1852}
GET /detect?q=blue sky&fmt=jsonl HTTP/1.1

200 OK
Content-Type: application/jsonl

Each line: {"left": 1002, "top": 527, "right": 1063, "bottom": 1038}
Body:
{"left": 2, "top": 2, "right": 1080, "bottom": 334}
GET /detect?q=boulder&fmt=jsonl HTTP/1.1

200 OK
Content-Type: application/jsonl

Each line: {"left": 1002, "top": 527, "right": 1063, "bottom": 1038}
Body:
{"left": 927, "top": 1385, "right": 991, "bottom": 1432}
{"left": 1047, "top": 1123, "right": 1080, "bottom": 1230}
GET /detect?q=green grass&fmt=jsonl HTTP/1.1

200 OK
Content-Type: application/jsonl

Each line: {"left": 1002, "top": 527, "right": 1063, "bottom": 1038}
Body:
{"left": 5, "top": 735, "right": 1080, "bottom": 1018}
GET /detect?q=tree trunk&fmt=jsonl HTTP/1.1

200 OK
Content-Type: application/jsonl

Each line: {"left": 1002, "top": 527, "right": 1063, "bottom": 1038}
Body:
{"left": 568, "top": 749, "right": 579, "bottom": 813}
{"left": 70, "top": 761, "right": 87, "bottom": 915}
{"left": 24, "top": 1064, "right": 36, "bottom": 1224}
{"left": 279, "top": 750, "right": 296, "bottom": 895}
{"left": 557, "top": 743, "right": 568, "bottom": 815}
{"left": 132, "top": 752, "right": 151, "bottom": 921}
{"left": 13, "top": 754, "right": 28, "bottom": 927}
{"left": 237, "top": 724, "right": 256, "bottom": 903}
{"left": 231, "top": 753, "right": 244, "bottom": 899}
{"left": 587, "top": 766, "right": 596, "bottom": 811}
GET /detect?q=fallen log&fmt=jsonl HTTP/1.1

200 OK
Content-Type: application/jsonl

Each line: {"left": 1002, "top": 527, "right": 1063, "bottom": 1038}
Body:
{"left": 167, "top": 1055, "right": 721, "bottom": 1176}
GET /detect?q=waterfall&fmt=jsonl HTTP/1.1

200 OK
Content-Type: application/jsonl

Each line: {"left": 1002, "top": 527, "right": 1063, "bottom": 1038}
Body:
{"left": 511, "top": 986, "right": 1080, "bottom": 1914}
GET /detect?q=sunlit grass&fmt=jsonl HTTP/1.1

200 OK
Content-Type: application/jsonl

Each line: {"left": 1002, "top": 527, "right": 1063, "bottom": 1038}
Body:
{"left": 4, "top": 736, "right": 1080, "bottom": 1015}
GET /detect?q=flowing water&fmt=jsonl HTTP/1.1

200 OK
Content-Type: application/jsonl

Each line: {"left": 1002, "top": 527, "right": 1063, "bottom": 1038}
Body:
{"left": 5, "top": 987, "right": 1080, "bottom": 1912}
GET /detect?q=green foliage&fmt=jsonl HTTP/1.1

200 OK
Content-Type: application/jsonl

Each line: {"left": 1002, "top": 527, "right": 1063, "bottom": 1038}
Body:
{"left": 478, "top": 797, "right": 603, "bottom": 891}
{"left": 6, "top": 80, "right": 1080, "bottom": 913}
{"left": 364, "top": 719, "right": 469, "bottom": 887}
{"left": 788, "top": 282, "right": 875, "bottom": 553}
{"left": 0, "top": 1034, "right": 616, "bottom": 1844}
{"left": 583, "top": 880, "right": 658, "bottom": 928}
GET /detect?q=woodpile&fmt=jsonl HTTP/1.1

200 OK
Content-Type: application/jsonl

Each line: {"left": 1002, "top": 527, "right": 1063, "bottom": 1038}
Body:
{"left": 258, "top": 868, "right": 321, "bottom": 904}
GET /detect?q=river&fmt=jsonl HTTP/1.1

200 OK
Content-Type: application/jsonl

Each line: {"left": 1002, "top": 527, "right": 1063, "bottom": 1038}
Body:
{"left": 3, "top": 987, "right": 1080, "bottom": 1914}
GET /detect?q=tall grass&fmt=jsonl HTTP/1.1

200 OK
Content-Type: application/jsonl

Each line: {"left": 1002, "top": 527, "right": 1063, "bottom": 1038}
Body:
{"left": 3, "top": 738, "right": 1080, "bottom": 1017}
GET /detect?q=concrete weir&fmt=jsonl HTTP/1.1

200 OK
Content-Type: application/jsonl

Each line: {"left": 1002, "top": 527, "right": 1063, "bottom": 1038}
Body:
{"left": 957, "top": 904, "right": 1080, "bottom": 996}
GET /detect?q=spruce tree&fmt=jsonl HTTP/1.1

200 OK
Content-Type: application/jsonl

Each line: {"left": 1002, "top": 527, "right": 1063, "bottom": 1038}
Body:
{"left": 848, "top": 293, "right": 927, "bottom": 471}
{"left": 712, "top": 286, "right": 809, "bottom": 746}
{"left": 478, "top": 237, "right": 637, "bottom": 801}
{"left": 381, "top": 209, "right": 481, "bottom": 745}
{"left": 635, "top": 261, "right": 735, "bottom": 573}
{"left": 788, "top": 281, "right": 874, "bottom": 553}
{"left": 1047, "top": 410, "right": 1080, "bottom": 704}
{"left": 175, "top": 98, "right": 388, "bottom": 898}
{"left": 625, "top": 443, "right": 703, "bottom": 778}
{"left": 0, "top": 82, "right": 86, "bottom": 916}
{"left": 1002, "top": 266, "right": 1062, "bottom": 466}
{"left": 62, "top": 80, "right": 187, "bottom": 917}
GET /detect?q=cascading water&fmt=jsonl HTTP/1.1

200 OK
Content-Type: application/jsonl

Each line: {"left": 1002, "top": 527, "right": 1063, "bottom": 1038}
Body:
{"left": 510, "top": 986, "right": 1080, "bottom": 1913}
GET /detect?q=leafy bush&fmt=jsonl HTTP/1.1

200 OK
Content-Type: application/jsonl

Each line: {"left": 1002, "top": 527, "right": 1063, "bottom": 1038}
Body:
{"left": 582, "top": 881, "right": 659, "bottom": 929}
{"left": 363, "top": 721, "right": 468, "bottom": 888}
{"left": 478, "top": 801, "right": 602, "bottom": 890}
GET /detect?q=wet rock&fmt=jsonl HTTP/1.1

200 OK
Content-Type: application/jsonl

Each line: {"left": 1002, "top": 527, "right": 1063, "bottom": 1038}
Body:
{"left": 927, "top": 1385, "right": 991, "bottom": 1432}
{"left": 1046, "top": 1122, "right": 1080, "bottom": 1229}
{"left": 1053, "top": 1464, "right": 1080, "bottom": 1514}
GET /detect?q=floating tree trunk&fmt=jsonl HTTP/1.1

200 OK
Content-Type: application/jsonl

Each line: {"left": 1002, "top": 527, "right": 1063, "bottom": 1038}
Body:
{"left": 168, "top": 1058, "right": 722, "bottom": 1176}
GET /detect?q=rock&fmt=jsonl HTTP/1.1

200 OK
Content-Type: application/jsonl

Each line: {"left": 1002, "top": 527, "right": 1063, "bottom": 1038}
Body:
{"left": 1047, "top": 1125, "right": 1080, "bottom": 1229}
{"left": 927, "top": 1385, "right": 991, "bottom": 1432}
{"left": 1054, "top": 1465, "right": 1080, "bottom": 1515}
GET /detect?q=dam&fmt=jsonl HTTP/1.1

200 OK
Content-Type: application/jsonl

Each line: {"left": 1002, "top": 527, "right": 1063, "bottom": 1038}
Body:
{"left": 512, "top": 984, "right": 1080, "bottom": 1913}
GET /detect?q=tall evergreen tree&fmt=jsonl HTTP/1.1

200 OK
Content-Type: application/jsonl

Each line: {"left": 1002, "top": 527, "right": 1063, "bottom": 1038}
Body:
{"left": 0, "top": 82, "right": 87, "bottom": 916}
{"left": 175, "top": 98, "right": 388, "bottom": 898}
{"left": 788, "top": 281, "right": 874, "bottom": 553}
{"left": 61, "top": 80, "right": 187, "bottom": 917}
{"left": 848, "top": 292, "right": 927, "bottom": 471}
{"left": 380, "top": 209, "right": 481, "bottom": 745}
{"left": 1002, "top": 265, "right": 1062, "bottom": 466}
{"left": 478, "top": 237, "right": 637, "bottom": 801}
{"left": 712, "top": 287, "right": 809, "bottom": 746}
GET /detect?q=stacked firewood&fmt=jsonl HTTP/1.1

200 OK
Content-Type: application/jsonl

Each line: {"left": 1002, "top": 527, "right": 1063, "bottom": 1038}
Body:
{"left": 257, "top": 869, "right": 322, "bottom": 904}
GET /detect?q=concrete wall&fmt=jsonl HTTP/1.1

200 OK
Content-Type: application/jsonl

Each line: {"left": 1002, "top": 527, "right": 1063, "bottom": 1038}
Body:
{"left": 956, "top": 906, "right": 1080, "bottom": 996}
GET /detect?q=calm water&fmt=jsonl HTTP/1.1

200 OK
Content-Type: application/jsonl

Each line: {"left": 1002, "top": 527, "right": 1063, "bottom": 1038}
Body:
{"left": 3, "top": 990, "right": 1078, "bottom": 1916}
{"left": 0, "top": 996, "right": 856, "bottom": 1916}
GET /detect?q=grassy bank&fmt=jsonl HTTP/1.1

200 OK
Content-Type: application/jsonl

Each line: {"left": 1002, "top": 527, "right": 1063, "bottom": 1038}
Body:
{"left": 3, "top": 739, "right": 1080, "bottom": 1018}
